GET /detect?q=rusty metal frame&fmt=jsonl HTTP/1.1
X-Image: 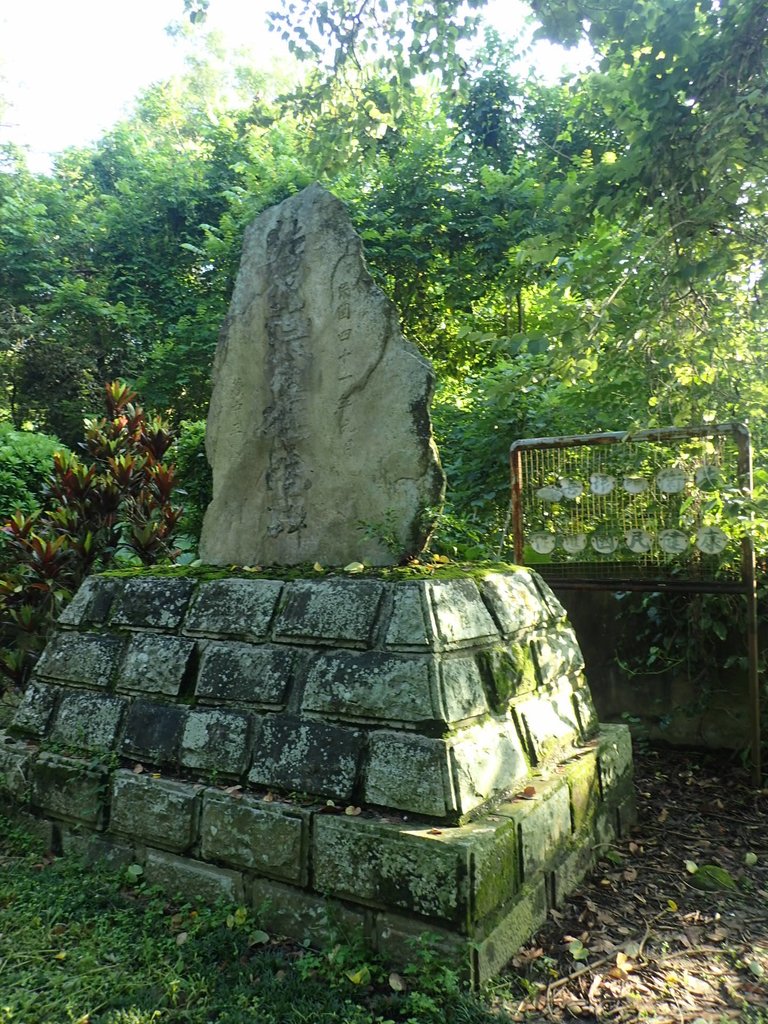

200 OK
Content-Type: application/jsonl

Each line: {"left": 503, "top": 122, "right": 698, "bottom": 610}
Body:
{"left": 509, "top": 422, "right": 761, "bottom": 783}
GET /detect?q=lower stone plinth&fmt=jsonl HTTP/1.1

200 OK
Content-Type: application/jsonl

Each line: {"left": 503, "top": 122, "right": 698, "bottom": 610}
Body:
{"left": 1, "top": 566, "right": 635, "bottom": 983}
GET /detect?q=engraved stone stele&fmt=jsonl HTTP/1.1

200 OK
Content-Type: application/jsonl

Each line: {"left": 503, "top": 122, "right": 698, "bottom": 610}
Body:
{"left": 199, "top": 183, "right": 446, "bottom": 567}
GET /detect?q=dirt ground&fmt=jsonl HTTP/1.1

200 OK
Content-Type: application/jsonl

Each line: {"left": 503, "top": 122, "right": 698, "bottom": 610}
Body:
{"left": 490, "top": 745, "right": 768, "bottom": 1023}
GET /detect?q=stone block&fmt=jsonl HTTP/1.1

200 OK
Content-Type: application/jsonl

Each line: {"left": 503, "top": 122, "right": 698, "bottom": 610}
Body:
{"left": 116, "top": 635, "right": 196, "bottom": 697}
{"left": 111, "top": 771, "right": 200, "bottom": 852}
{"left": 572, "top": 685, "right": 599, "bottom": 739}
{"left": 531, "top": 628, "right": 585, "bottom": 688}
{"left": 451, "top": 719, "right": 530, "bottom": 817}
{"left": 428, "top": 579, "right": 499, "bottom": 648}
{"left": 58, "top": 576, "right": 123, "bottom": 627}
{"left": 477, "top": 642, "right": 538, "bottom": 711}
{"left": 273, "top": 580, "right": 385, "bottom": 647}
{"left": 552, "top": 840, "right": 597, "bottom": 907}
{"left": 364, "top": 732, "right": 453, "bottom": 817}
{"left": 144, "top": 848, "right": 244, "bottom": 903}
{"left": 31, "top": 754, "right": 107, "bottom": 828}
{"left": 478, "top": 571, "right": 546, "bottom": 637}
{"left": 180, "top": 709, "right": 251, "bottom": 777}
{"left": 11, "top": 680, "right": 60, "bottom": 737}
{"left": 111, "top": 577, "right": 195, "bottom": 630}
{"left": 200, "top": 791, "right": 307, "bottom": 883}
{"left": 383, "top": 583, "right": 435, "bottom": 649}
{"left": 59, "top": 827, "right": 135, "bottom": 868}
{"left": 33, "top": 632, "right": 125, "bottom": 687}
{"left": 249, "top": 715, "right": 362, "bottom": 801}
{"left": 439, "top": 656, "right": 489, "bottom": 723}
{"left": 0, "top": 734, "right": 34, "bottom": 801}
{"left": 473, "top": 879, "right": 548, "bottom": 984}
{"left": 122, "top": 700, "right": 188, "bottom": 765}
{"left": 373, "top": 912, "right": 468, "bottom": 971}
{"left": 313, "top": 815, "right": 470, "bottom": 925}
{"left": 183, "top": 579, "right": 284, "bottom": 640}
{"left": 302, "top": 650, "right": 438, "bottom": 724}
{"left": 514, "top": 683, "right": 582, "bottom": 765}
{"left": 531, "top": 576, "right": 567, "bottom": 622}
{"left": 497, "top": 777, "right": 572, "bottom": 882}
{"left": 251, "top": 877, "right": 365, "bottom": 946}
{"left": 48, "top": 691, "right": 126, "bottom": 753}
{"left": 597, "top": 723, "right": 634, "bottom": 796}
{"left": 565, "top": 749, "right": 600, "bottom": 833}
{"left": 196, "top": 642, "right": 292, "bottom": 707}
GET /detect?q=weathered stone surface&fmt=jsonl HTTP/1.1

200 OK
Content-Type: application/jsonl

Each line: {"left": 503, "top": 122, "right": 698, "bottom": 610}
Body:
{"left": 196, "top": 642, "right": 292, "bottom": 707}
{"left": 251, "top": 877, "right": 365, "bottom": 945}
{"left": 302, "top": 650, "right": 437, "bottom": 724}
{"left": 479, "top": 571, "right": 547, "bottom": 636}
{"left": 531, "top": 576, "right": 567, "bottom": 622}
{"left": 58, "top": 577, "right": 123, "bottom": 627}
{"left": 249, "top": 715, "right": 363, "bottom": 801}
{"left": 373, "top": 913, "right": 468, "bottom": 972}
{"left": 313, "top": 816, "right": 470, "bottom": 925}
{"left": 180, "top": 709, "right": 251, "bottom": 776}
{"left": 477, "top": 642, "right": 538, "bottom": 710}
{"left": 428, "top": 579, "right": 498, "bottom": 647}
{"left": 200, "top": 791, "right": 307, "bottom": 883}
{"left": 184, "top": 579, "right": 283, "bottom": 640}
{"left": 111, "top": 771, "right": 200, "bottom": 851}
{"left": 572, "top": 684, "right": 599, "bottom": 738}
{"left": 439, "top": 656, "right": 489, "bottom": 723}
{"left": 597, "top": 723, "right": 634, "bottom": 795}
{"left": 531, "top": 628, "right": 585, "bottom": 688}
{"left": 33, "top": 632, "right": 124, "bottom": 687}
{"left": 199, "top": 183, "right": 445, "bottom": 567}
{"left": 273, "top": 579, "right": 384, "bottom": 647}
{"left": 111, "top": 577, "right": 194, "bottom": 630}
{"left": 514, "top": 682, "right": 583, "bottom": 765}
{"left": 383, "top": 583, "right": 434, "bottom": 649}
{"left": 451, "top": 719, "right": 530, "bottom": 815}
{"left": 48, "top": 691, "right": 126, "bottom": 753}
{"left": 11, "top": 680, "right": 60, "bottom": 736}
{"left": 144, "top": 849, "right": 244, "bottom": 902}
{"left": 31, "top": 754, "right": 107, "bottom": 827}
{"left": 116, "top": 635, "right": 196, "bottom": 696}
{"left": 122, "top": 700, "right": 188, "bottom": 764}
{"left": 0, "top": 734, "right": 34, "bottom": 801}
{"left": 473, "top": 879, "right": 548, "bottom": 983}
{"left": 497, "top": 777, "right": 572, "bottom": 882}
{"left": 566, "top": 749, "right": 600, "bottom": 833}
{"left": 364, "top": 732, "right": 453, "bottom": 817}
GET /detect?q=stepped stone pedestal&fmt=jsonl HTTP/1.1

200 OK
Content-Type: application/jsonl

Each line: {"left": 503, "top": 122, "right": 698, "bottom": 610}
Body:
{"left": 0, "top": 566, "right": 634, "bottom": 984}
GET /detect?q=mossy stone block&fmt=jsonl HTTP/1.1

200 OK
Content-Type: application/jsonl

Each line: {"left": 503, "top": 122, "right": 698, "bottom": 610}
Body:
{"left": 565, "top": 749, "right": 600, "bottom": 833}
{"left": 180, "top": 709, "right": 251, "bottom": 776}
{"left": 273, "top": 579, "right": 385, "bottom": 647}
{"left": 383, "top": 582, "right": 434, "bottom": 649}
{"left": 144, "top": 849, "right": 244, "bottom": 902}
{"left": 478, "top": 572, "right": 546, "bottom": 637}
{"left": 0, "top": 734, "right": 34, "bottom": 801}
{"left": 11, "top": 680, "right": 61, "bottom": 737}
{"left": 302, "top": 650, "right": 437, "bottom": 724}
{"left": 196, "top": 642, "right": 292, "bottom": 707}
{"left": 111, "top": 577, "right": 195, "bottom": 630}
{"left": 200, "top": 791, "right": 307, "bottom": 883}
{"left": 597, "top": 723, "right": 634, "bottom": 795}
{"left": 364, "top": 732, "right": 453, "bottom": 817}
{"left": 58, "top": 577, "right": 123, "bottom": 627}
{"left": 111, "top": 771, "right": 200, "bottom": 851}
{"left": 183, "top": 579, "right": 284, "bottom": 640}
{"left": 428, "top": 579, "right": 498, "bottom": 648}
{"left": 116, "top": 635, "right": 196, "bottom": 696}
{"left": 48, "top": 691, "right": 126, "bottom": 753}
{"left": 313, "top": 815, "right": 470, "bottom": 925}
{"left": 514, "top": 683, "right": 582, "bottom": 765}
{"left": 250, "top": 877, "right": 365, "bottom": 946}
{"left": 477, "top": 642, "right": 537, "bottom": 711}
{"left": 451, "top": 719, "right": 530, "bottom": 817}
{"left": 31, "top": 754, "right": 107, "bottom": 828}
{"left": 497, "top": 776, "right": 572, "bottom": 882}
{"left": 249, "top": 715, "right": 363, "bottom": 801}
{"left": 439, "top": 656, "right": 489, "bottom": 723}
{"left": 473, "top": 878, "right": 548, "bottom": 983}
{"left": 531, "top": 628, "right": 585, "bottom": 688}
{"left": 122, "top": 699, "right": 188, "bottom": 765}
{"left": 33, "top": 632, "right": 125, "bottom": 688}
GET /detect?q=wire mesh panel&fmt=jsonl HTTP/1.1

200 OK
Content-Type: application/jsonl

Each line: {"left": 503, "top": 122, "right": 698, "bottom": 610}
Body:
{"left": 510, "top": 423, "right": 751, "bottom": 589}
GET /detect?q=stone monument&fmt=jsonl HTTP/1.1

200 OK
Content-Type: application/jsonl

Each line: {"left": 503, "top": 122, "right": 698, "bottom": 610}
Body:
{"left": 0, "top": 186, "right": 635, "bottom": 985}
{"left": 200, "top": 183, "right": 445, "bottom": 567}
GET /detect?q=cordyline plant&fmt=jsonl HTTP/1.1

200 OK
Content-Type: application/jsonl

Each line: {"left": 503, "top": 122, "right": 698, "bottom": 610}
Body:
{"left": 0, "top": 381, "right": 183, "bottom": 689}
